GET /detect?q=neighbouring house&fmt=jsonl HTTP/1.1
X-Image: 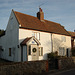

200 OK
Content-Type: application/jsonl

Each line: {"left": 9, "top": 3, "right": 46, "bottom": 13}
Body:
{"left": 68, "top": 31, "right": 75, "bottom": 49}
{"left": 0, "top": 8, "right": 71, "bottom": 62}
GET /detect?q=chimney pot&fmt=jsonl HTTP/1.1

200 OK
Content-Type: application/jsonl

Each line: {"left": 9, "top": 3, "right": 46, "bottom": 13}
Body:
{"left": 39, "top": 8, "right": 42, "bottom": 12}
{"left": 37, "top": 8, "right": 44, "bottom": 21}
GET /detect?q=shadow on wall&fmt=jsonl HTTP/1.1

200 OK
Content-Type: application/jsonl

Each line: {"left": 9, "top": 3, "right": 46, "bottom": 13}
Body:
{"left": 53, "top": 38, "right": 65, "bottom": 50}
{"left": 43, "top": 41, "right": 51, "bottom": 52}
{"left": 19, "top": 39, "right": 25, "bottom": 44}
{"left": 53, "top": 38, "right": 69, "bottom": 51}
{"left": 53, "top": 38, "right": 71, "bottom": 57}
{"left": 43, "top": 53, "right": 49, "bottom": 60}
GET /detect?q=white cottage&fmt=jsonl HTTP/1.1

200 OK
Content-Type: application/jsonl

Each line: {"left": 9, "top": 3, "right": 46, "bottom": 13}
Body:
{"left": 0, "top": 8, "right": 71, "bottom": 62}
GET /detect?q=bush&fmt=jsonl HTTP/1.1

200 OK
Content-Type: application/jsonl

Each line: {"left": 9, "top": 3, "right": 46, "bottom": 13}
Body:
{"left": 71, "top": 48, "right": 75, "bottom": 56}
{"left": 47, "top": 51, "right": 59, "bottom": 60}
{"left": 0, "top": 29, "right": 5, "bottom": 37}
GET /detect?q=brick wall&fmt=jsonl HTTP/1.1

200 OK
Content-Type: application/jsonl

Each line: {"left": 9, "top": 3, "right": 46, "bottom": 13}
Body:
{"left": 0, "top": 60, "right": 48, "bottom": 75}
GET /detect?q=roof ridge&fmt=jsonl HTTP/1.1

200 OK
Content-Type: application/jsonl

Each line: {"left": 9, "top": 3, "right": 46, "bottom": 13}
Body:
{"left": 13, "top": 10, "right": 70, "bottom": 36}
{"left": 14, "top": 11, "right": 38, "bottom": 19}
{"left": 14, "top": 11, "right": 62, "bottom": 25}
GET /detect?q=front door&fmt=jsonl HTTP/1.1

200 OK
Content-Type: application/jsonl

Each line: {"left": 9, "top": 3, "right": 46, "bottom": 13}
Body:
{"left": 31, "top": 45, "right": 39, "bottom": 61}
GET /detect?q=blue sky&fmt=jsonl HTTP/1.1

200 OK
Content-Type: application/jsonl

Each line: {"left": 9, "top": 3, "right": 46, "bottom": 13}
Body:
{"left": 0, "top": 0, "right": 75, "bottom": 32}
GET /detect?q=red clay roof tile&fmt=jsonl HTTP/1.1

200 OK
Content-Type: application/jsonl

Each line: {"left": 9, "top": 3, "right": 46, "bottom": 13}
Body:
{"left": 68, "top": 31, "right": 75, "bottom": 37}
{"left": 20, "top": 37, "right": 32, "bottom": 45}
{"left": 14, "top": 11, "right": 70, "bottom": 36}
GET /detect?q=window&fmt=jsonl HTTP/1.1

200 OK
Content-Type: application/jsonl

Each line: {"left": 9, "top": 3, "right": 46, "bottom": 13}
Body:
{"left": 0, "top": 46, "right": 4, "bottom": 51}
{"left": 61, "top": 36, "right": 66, "bottom": 42}
{"left": 35, "top": 33, "right": 37, "bottom": 38}
{"left": 28, "top": 46, "right": 31, "bottom": 55}
{"left": 37, "top": 33, "right": 40, "bottom": 40}
{"left": 32, "top": 32, "right": 40, "bottom": 40}
{"left": 59, "top": 47, "right": 65, "bottom": 56}
{"left": 39, "top": 47, "right": 43, "bottom": 56}
{"left": 9, "top": 48, "right": 11, "bottom": 56}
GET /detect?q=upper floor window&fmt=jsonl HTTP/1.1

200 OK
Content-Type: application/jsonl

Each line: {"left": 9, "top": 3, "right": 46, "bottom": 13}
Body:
{"left": 61, "top": 36, "right": 66, "bottom": 42}
{"left": 32, "top": 32, "right": 40, "bottom": 40}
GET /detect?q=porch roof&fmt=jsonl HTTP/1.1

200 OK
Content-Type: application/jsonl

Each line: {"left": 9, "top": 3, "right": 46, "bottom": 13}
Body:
{"left": 20, "top": 37, "right": 41, "bottom": 46}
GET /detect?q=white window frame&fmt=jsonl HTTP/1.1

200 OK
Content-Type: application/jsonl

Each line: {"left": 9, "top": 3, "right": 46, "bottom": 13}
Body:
{"left": 39, "top": 47, "right": 43, "bottom": 56}
{"left": 32, "top": 32, "right": 40, "bottom": 40}
{"left": 59, "top": 47, "right": 65, "bottom": 56}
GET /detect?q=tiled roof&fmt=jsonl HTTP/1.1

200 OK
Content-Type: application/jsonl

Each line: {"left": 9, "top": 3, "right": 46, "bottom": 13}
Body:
{"left": 14, "top": 10, "right": 70, "bottom": 36}
{"left": 68, "top": 31, "right": 75, "bottom": 37}
{"left": 20, "top": 37, "right": 32, "bottom": 45}
{"left": 20, "top": 37, "right": 41, "bottom": 45}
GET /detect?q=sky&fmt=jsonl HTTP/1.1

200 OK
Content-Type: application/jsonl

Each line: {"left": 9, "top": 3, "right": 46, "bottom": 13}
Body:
{"left": 0, "top": 0, "right": 75, "bottom": 32}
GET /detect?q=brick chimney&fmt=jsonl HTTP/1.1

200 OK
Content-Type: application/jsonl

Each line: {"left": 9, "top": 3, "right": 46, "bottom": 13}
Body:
{"left": 37, "top": 8, "right": 44, "bottom": 21}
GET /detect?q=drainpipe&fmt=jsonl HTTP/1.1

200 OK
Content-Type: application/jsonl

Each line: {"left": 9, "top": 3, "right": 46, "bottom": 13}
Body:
{"left": 51, "top": 33, "right": 53, "bottom": 52}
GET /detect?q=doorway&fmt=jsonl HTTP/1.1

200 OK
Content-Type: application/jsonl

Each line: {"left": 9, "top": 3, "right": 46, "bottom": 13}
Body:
{"left": 31, "top": 45, "right": 39, "bottom": 61}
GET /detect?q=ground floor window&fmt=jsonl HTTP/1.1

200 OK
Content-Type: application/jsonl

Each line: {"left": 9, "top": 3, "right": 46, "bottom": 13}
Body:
{"left": 59, "top": 47, "right": 65, "bottom": 56}
{"left": 9, "top": 48, "right": 11, "bottom": 56}
{"left": 39, "top": 47, "right": 43, "bottom": 56}
{"left": 28, "top": 46, "right": 31, "bottom": 55}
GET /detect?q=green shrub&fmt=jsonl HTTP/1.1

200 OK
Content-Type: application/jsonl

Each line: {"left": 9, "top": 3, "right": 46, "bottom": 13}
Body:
{"left": 47, "top": 52, "right": 59, "bottom": 60}
{"left": 71, "top": 48, "right": 75, "bottom": 56}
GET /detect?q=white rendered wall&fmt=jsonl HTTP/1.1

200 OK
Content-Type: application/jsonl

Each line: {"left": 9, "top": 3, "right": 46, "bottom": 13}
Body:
{"left": 52, "top": 33, "right": 71, "bottom": 56}
{"left": 19, "top": 29, "right": 52, "bottom": 60}
{"left": 0, "top": 10, "right": 20, "bottom": 62}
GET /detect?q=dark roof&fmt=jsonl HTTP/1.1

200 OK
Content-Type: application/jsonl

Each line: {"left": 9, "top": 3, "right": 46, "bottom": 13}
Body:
{"left": 14, "top": 10, "right": 70, "bottom": 36}
{"left": 68, "top": 31, "right": 75, "bottom": 37}
{"left": 20, "top": 37, "right": 32, "bottom": 45}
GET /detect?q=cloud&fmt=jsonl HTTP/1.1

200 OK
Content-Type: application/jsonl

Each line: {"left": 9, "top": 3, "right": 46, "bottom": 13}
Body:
{"left": 0, "top": 0, "right": 75, "bottom": 31}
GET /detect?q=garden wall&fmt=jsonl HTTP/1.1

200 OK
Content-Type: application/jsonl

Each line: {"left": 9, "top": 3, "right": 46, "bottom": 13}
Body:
{"left": 58, "top": 57, "right": 75, "bottom": 69}
{"left": 0, "top": 60, "right": 48, "bottom": 75}
{"left": 48, "top": 57, "right": 75, "bottom": 70}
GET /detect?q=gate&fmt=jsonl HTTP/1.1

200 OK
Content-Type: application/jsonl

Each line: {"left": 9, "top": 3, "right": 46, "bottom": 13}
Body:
{"left": 48, "top": 59, "right": 58, "bottom": 70}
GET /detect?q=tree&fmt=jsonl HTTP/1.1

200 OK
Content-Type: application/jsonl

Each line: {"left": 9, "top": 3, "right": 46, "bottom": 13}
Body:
{"left": 71, "top": 47, "right": 75, "bottom": 56}
{"left": 0, "top": 29, "right": 5, "bottom": 37}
